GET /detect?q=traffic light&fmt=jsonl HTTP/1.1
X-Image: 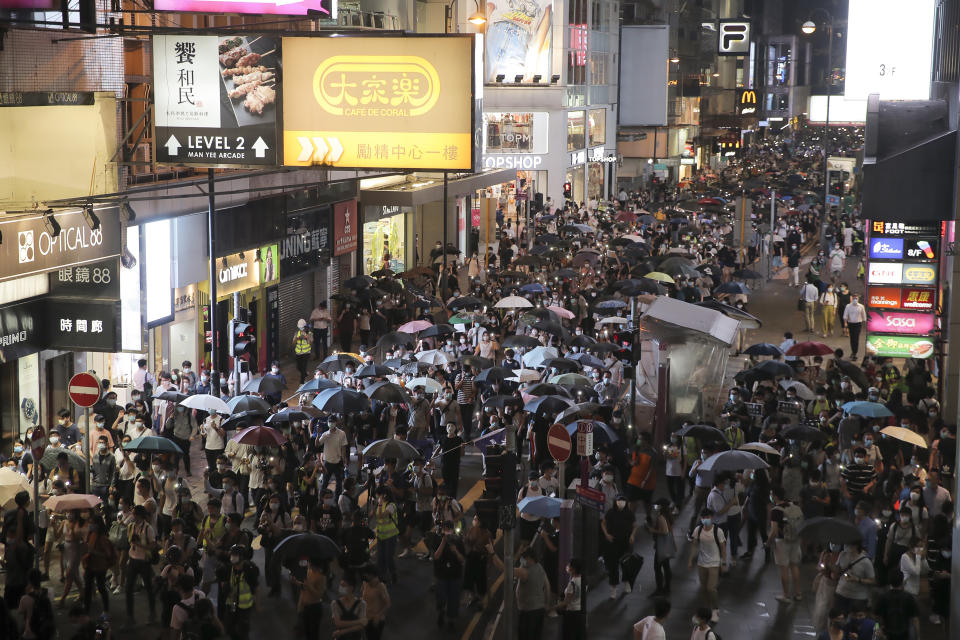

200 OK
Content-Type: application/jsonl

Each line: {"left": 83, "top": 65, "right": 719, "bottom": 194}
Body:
{"left": 231, "top": 320, "right": 256, "bottom": 357}
{"left": 474, "top": 498, "right": 500, "bottom": 532}
{"left": 482, "top": 448, "right": 517, "bottom": 506}
{"left": 563, "top": 182, "right": 572, "bottom": 199}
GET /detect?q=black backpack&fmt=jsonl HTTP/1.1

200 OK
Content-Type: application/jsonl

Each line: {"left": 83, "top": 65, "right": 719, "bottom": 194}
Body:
{"left": 30, "top": 589, "right": 55, "bottom": 640}
{"left": 174, "top": 597, "right": 206, "bottom": 640}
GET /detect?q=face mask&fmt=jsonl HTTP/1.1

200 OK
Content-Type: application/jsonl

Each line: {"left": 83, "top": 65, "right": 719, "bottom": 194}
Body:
{"left": 135, "top": 422, "right": 144, "bottom": 430}
{"left": 941, "top": 430, "right": 950, "bottom": 439}
{"left": 603, "top": 474, "right": 613, "bottom": 483}
{"left": 828, "top": 543, "right": 840, "bottom": 552}
{"left": 98, "top": 444, "right": 107, "bottom": 453}
{"left": 201, "top": 375, "right": 209, "bottom": 383}
{"left": 863, "top": 439, "right": 872, "bottom": 447}
{"left": 220, "top": 379, "right": 228, "bottom": 387}
{"left": 910, "top": 492, "right": 920, "bottom": 502}
{"left": 95, "top": 421, "right": 105, "bottom": 428}
{"left": 58, "top": 419, "right": 66, "bottom": 426}
{"left": 519, "top": 558, "right": 528, "bottom": 567}
{"left": 230, "top": 555, "right": 241, "bottom": 564}
{"left": 339, "top": 586, "right": 351, "bottom": 596}
{"left": 13, "top": 445, "right": 23, "bottom": 454}
{"left": 131, "top": 393, "right": 140, "bottom": 401}
{"left": 269, "top": 502, "right": 279, "bottom": 511}
{"left": 616, "top": 500, "right": 627, "bottom": 509}
{"left": 271, "top": 367, "right": 279, "bottom": 374}
{"left": 106, "top": 398, "right": 116, "bottom": 407}
{"left": 701, "top": 518, "right": 712, "bottom": 527}
{"left": 49, "top": 436, "right": 60, "bottom": 445}
{"left": 929, "top": 411, "right": 937, "bottom": 417}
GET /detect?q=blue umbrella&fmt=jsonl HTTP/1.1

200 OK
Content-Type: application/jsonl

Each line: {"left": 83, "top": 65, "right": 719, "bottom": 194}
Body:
{"left": 715, "top": 282, "right": 751, "bottom": 295}
{"left": 564, "top": 420, "right": 619, "bottom": 443}
{"left": 521, "top": 283, "right": 547, "bottom": 294}
{"left": 517, "top": 495, "right": 563, "bottom": 518}
{"left": 841, "top": 401, "right": 894, "bottom": 418}
{"left": 669, "top": 217, "right": 688, "bottom": 224}
{"left": 743, "top": 343, "right": 783, "bottom": 357}
{"left": 596, "top": 299, "right": 628, "bottom": 309}
{"left": 639, "top": 214, "right": 656, "bottom": 224}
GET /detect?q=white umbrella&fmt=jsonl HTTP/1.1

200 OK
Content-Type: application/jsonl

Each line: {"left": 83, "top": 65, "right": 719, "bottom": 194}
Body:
{"left": 546, "top": 305, "right": 575, "bottom": 319}
{"left": 0, "top": 468, "right": 32, "bottom": 509}
{"left": 405, "top": 377, "right": 443, "bottom": 394}
{"left": 180, "top": 393, "right": 231, "bottom": 414}
{"left": 523, "top": 346, "right": 559, "bottom": 368}
{"left": 739, "top": 442, "right": 782, "bottom": 456}
{"left": 880, "top": 426, "right": 928, "bottom": 449}
{"left": 597, "top": 316, "right": 628, "bottom": 326}
{"left": 510, "top": 369, "right": 542, "bottom": 383}
{"left": 416, "top": 349, "right": 452, "bottom": 366}
{"left": 779, "top": 380, "right": 815, "bottom": 401}
{"left": 495, "top": 296, "right": 533, "bottom": 309}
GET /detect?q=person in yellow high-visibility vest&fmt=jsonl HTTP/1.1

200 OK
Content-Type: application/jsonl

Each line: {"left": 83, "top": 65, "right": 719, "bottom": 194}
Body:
{"left": 292, "top": 319, "right": 313, "bottom": 384}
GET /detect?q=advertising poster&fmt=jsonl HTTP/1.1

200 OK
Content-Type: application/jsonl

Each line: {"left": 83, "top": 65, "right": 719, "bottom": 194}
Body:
{"left": 259, "top": 244, "right": 279, "bottom": 285}
{"left": 900, "top": 288, "right": 936, "bottom": 310}
{"left": 154, "top": 34, "right": 281, "bottom": 166}
{"left": 866, "top": 310, "right": 935, "bottom": 336}
{"left": 484, "top": 0, "right": 553, "bottom": 83}
{"left": 865, "top": 334, "right": 935, "bottom": 359}
{"left": 282, "top": 35, "right": 476, "bottom": 171}
{"left": 363, "top": 217, "right": 406, "bottom": 275}
{"left": 867, "top": 287, "right": 901, "bottom": 309}
{"left": 333, "top": 200, "right": 359, "bottom": 256}
{"left": 867, "top": 262, "right": 903, "bottom": 285}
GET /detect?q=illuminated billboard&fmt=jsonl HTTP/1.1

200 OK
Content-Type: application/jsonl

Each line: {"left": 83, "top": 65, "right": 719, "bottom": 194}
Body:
{"left": 485, "top": 0, "right": 553, "bottom": 83}
{"left": 282, "top": 35, "right": 476, "bottom": 171}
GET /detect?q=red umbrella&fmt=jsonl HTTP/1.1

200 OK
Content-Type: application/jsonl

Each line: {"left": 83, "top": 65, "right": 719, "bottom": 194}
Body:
{"left": 784, "top": 209, "right": 803, "bottom": 216}
{"left": 616, "top": 210, "right": 637, "bottom": 222}
{"left": 786, "top": 341, "right": 833, "bottom": 357}
{"left": 231, "top": 425, "right": 286, "bottom": 447}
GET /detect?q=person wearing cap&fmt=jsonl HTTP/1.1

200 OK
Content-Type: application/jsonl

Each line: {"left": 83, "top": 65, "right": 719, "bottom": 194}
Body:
{"left": 292, "top": 319, "right": 314, "bottom": 384}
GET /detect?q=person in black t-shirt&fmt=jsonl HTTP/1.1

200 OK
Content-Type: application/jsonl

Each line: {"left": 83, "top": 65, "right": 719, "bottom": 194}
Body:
{"left": 308, "top": 488, "right": 342, "bottom": 541}
{"left": 433, "top": 520, "right": 465, "bottom": 629}
{"left": 340, "top": 512, "right": 376, "bottom": 581}
{"left": 873, "top": 571, "right": 919, "bottom": 640}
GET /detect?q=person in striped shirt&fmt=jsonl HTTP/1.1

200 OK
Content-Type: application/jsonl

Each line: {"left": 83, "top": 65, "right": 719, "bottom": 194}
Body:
{"left": 840, "top": 447, "right": 877, "bottom": 517}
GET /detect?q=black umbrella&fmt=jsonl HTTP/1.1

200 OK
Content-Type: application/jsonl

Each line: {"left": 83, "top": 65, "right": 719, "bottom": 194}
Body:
{"left": 514, "top": 255, "right": 546, "bottom": 267}
{"left": 675, "top": 424, "right": 727, "bottom": 442}
{"left": 362, "top": 438, "right": 422, "bottom": 460}
{"left": 541, "top": 357, "right": 581, "bottom": 373}
{"left": 376, "top": 331, "right": 415, "bottom": 351}
{"left": 364, "top": 381, "right": 412, "bottom": 405}
{"left": 568, "top": 335, "right": 597, "bottom": 348}
{"left": 483, "top": 394, "right": 524, "bottom": 410}
{"left": 475, "top": 367, "right": 515, "bottom": 384}
{"left": 419, "top": 324, "right": 455, "bottom": 338}
{"left": 358, "top": 287, "right": 388, "bottom": 301}
{"left": 567, "top": 352, "right": 606, "bottom": 370}
{"left": 265, "top": 408, "right": 312, "bottom": 426}
{"left": 376, "top": 279, "right": 404, "bottom": 294}
{"left": 449, "top": 296, "right": 484, "bottom": 310}
{"left": 743, "top": 343, "right": 783, "bottom": 357}
{"left": 227, "top": 395, "right": 272, "bottom": 414}
{"left": 566, "top": 385, "right": 600, "bottom": 402}
{"left": 782, "top": 425, "right": 829, "bottom": 442}
{"left": 459, "top": 354, "right": 492, "bottom": 370}
{"left": 551, "top": 268, "right": 579, "bottom": 279}
{"left": 525, "top": 383, "right": 573, "bottom": 398}
{"left": 523, "top": 395, "right": 574, "bottom": 416}
{"left": 533, "top": 234, "right": 560, "bottom": 245}
{"left": 503, "top": 335, "right": 541, "bottom": 349}
{"left": 355, "top": 364, "right": 396, "bottom": 379}
{"left": 797, "top": 517, "right": 863, "bottom": 545}
{"left": 587, "top": 342, "right": 620, "bottom": 353}
{"left": 344, "top": 275, "right": 376, "bottom": 290}
{"left": 754, "top": 360, "right": 794, "bottom": 378}
{"left": 371, "top": 268, "right": 395, "bottom": 278}
{"left": 312, "top": 388, "right": 370, "bottom": 413}
{"left": 331, "top": 293, "right": 361, "bottom": 305}
{"left": 318, "top": 353, "right": 363, "bottom": 373}
{"left": 274, "top": 533, "right": 341, "bottom": 562}
{"left": 222, "top": 410, "right": 267, "bottom": 431}
{"left": 153, "top": 390, "right": 188, "bottom": 403}
{"left": 834, "top": 359, "right": 870, "bottom": 389}
{"left": 242, "top": 376, "right": 285, "bottom": 395}
{"left": 296, "top": 378, "right": 341, "bottom": 393}
{"left": 556, "top": 402, "right": 611, "bottom": 424}
{"left": 531, "top": 320, "right": 565, "bottom": 336}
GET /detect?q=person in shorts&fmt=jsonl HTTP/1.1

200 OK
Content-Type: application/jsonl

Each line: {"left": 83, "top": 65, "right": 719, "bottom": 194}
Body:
{"left": 769, "top": 485, "right": 802, "bottom": 603}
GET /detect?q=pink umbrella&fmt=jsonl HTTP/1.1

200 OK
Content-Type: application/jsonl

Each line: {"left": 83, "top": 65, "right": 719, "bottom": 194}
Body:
{"left": 231, "top": 425, "right": 287, "bottom": 447}
{"left": 45, "top": 493, "right": 102, "bottom": 512}
{"left": 546, "top": 305, "right": 575, "bottom": 320}
{"left": 398, "top": 320, "right": 434, "bottom": 334}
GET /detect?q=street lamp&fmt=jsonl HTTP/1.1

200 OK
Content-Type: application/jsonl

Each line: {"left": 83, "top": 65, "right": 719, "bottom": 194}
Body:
{"left": 801, "top": 9, "right": 834, "bottom": 239}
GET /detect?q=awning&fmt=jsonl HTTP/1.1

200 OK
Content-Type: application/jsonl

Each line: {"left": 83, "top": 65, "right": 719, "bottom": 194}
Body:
{"left": 640, "top": 296, "right": 740, "bottom": 346}
{"left": 360, "top": 169, "right": 517, "bottom": 207}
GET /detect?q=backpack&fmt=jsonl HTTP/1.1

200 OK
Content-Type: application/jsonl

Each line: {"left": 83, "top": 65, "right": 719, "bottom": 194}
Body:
{"left": 175, "top": 597, "right": 206, "bottom": 640}
{"left": 109, "top": 518, "right": 130, "bottom": 550}
{"left": 30, "top": 589, "right": 55, "bottom": 640}
{"left": 694, "top": 524, "right": 722, "bottom": 550}
{"left": 781, "top": 502, "right": 805, "bottom": 542}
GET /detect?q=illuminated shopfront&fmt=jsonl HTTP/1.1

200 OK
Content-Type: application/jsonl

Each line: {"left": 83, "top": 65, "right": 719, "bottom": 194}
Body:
{"left": 363, "top": 214, "right": 406, "bottom": 275}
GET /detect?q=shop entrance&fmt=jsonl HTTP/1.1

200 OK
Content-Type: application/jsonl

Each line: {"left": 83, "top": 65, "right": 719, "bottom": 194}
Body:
{"left": 0, "top": 361, "right": 17, "bottom": 446}
{"left": 45, "top": 353, "right": 73, "bottom": 423}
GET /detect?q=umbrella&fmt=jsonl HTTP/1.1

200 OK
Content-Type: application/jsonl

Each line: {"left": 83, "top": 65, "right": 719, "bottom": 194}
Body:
{"left": 675, "top": 424, "right": 726, "bottom": 442}
{"left": 517, "top": 495, "right": 563, "bottom": 518}
{"left": 615, "top": 211, "right": 638, "bottom": 223}
{"left": 739, "top": 442, "right": 782, "bottom": 456}
{"left": 567, "top": 352, "right": 606, "bottom": 370}
{"left": 568, "top": 335, "right": 598, "bottom": 348}
{"left": 364, "top": 381, "right": 413, "bottom": 405}
{"left": 459, "top": 354, "right": 492, "bottom": 370}
{"left": 525, "top": 383, "right": 573, "bottom": 398}
{"left": 344, "top": 275, "right": 376, "bottom": 289}
{"left": 153, "top": 390, "right": 188, "bottom": 403}
{"left": 834, "top": 359, "right": 870, "bottom": 389}
{"left": 419, "top": 324, "right": 456, "bottom": 339}
{"left": 595, "top": 299, "right": 628, "bottom": 310}
{"left": 483, "top": 394, "right": 524, "bottom": 410}
{"left": 780, "top": 380, "right": 816, "bottom": 401}
{"left": 500, "top": 270, "right": 529, "bottom": 280}
{"left": 398, "top": 320, "right": 433, "bottom": 334}
{"left": 44, "top": 493, "right": 102, "bottom": 512}
{"left": 180, "top": 394, "right": 231, "bottom": 414}
{"left": 231, "top": 426, "right": 286, "bottom": 447}
{"left": 550, "top": 373, "right": 591, "bottom": 387}
{"left": 495, "top": 296, "right": 533, "bottom": 309}
{"left": 475, "top": 367, "right": 515, "bottom": 384}
{"left": 398, "top": 361, "right": 433, "bottom": 376}
{"left": 312, "top": 388, "right": 370, "bottom": 413}
{"left": 273, "top": 533, "right": 341, "bottom": 562}
{"left": 39, "top": 447, "right": 87, "bottom": 476}
{"left": 0, "top": 468, "right": 32, "bottom": 508}
{"left": 734, "top": 269, "right": 764, "bottom": 279}
{"left": 571, "top": 252, "right": 599, "bottom": 267}
{"left": 524, "top": 395, "right": 574, "bottom": 416}
{"left": 376, "top": 331, "right": 415, "bottom": 351}
{"left": 698, "top": 450, "right": 769, "bottom": 473}
{"left": 782, "top": 425, "right": 829, "bottom": 442}
{"left": 355, "top": 364, "right": 396, "bottom": 379}
{"left": 523, "top": 346, "right": 559, "bottom": 368}
{"left": 880, "top": 426, "right": 928, "bottom": 448}
{"left": 295, "top": 378, "right": 341, "bottom": 393}
{"left": 556, "top": 402, "right": 609, "bottom": 424}
{"left": 448, "top": 313, "right": 481, "bottom": 325}
{"left": 265, "top": 408, "right": 313, "bottom": 426}
{"left": 542, "top": 357, "right": 581, "bottom": 372}
{"left": 510, "top": 369, "right": 542, "bottom": 383}
{"left": 371, "top": 268, "right": 395, "bottom": 278}
{"left": 786, "top": 341, "right": 833, "bottom": 357}
{"left": 743, "top": 343, "right": 783, "bottom": 357}
{"left": 841, "top": 401, "right": 894, "bottom": 418}
{"left": 406, "top": 377, "right": 444, "bottom": 394}
{"left": 449, "top": 296, "right": 484, "bottom": 310}
{"left": 503, "top": 335, "right": 542, "bottom": 349}
{"left": 531, "top": 320, "right": 565, "bottom": 336}
{"left": 797, "top": 517, "right": 864, "bottom": 545}
{"left": 546, "top": 305, "right": 575, "bottom": 319}
{"left": 551, "top": 268, "right": 579, "bottom": 279}
{"left": 521, "top": 283, "right": 547, "bottom": 294}
{"left": 597, "top": 316, "right": 628, "bottom": 326}
{"left": 564, "top": 420, "right": 619, "bottom": 444}
{"left": 695, "top": 300, "right": 762, "bottom": 329}
{"left": 318, "top": 353, "right": 363, "bottom": 373}
{"left": 753, "top": 360, "right": 795, "bottom": 378}
{"left": 242, "top": 376, "right": 285, "bottom": 395}
{"left": 714, "top": 282, "right": 750, "bottom": 295}
{"left": 362, "top": 438, "right": 422, "bottom": 460}
{"left": 587, "top": 342, "right": 621, "bottom": 353}
{"left": 221, "top": 410, "right": 267, "bottom": 431}
{"left": 416, "top": 350, "right": 452, "bottom": 366}
{"left": 123, "top": 435, "right": 183, "bottom": 455}
{"left": 227, "top": 395, "right": 272, "bottom": 414}
{"left": 514, "top": 255, "right": 546, "bottom": 267}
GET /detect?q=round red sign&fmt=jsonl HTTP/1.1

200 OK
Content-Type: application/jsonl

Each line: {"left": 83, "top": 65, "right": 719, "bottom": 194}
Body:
{"left": 68, "top": 372, "right": 101, "bottom": 408}
{"left": 547, "top": 423, "right": 572, "bottom": 463}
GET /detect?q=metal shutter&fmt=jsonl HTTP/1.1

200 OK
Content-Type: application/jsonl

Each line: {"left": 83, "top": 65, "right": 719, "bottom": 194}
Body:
{"left": 278, "top": 272, "right": 315, "bottom": 355}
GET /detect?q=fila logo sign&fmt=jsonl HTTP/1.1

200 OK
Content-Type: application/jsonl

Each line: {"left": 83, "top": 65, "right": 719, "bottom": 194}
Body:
{"left": 719, "top": 21, "right": 751, "bottom": 55}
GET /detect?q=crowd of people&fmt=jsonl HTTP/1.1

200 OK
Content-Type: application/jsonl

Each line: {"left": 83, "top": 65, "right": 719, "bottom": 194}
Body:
{"left": 0, "top": 139, "right": 955, "bottom": 640}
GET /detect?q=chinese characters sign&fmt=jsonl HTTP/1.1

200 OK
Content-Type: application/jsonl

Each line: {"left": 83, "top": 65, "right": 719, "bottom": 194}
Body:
{"left": 333, "top": 200, "right": 358, "bottom": 256}
{"left": 154, "top": 0, "right": 335, "bottom": 17}
{"left": 865, "top": 335, "right": 935, "bottom": 359}
{"left": 153, "top": 34, "right": 281, "bottom": 167}
{"left": 48, "top": 258, "right": 120, "bottom": 300}
{"left": 282, "top": 35, "right": 476, "bottom": 170}
{"left": 0, "top": 298, "right": 118, "bottom": 360}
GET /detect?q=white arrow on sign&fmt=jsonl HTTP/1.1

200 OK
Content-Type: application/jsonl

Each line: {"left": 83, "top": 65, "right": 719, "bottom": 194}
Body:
{"left": 311, "top": 136, "right": 329, "bottom": 163}
{"left": 165, "top": 135, "right": 181, "bottom": 156}
{"left": 252, "top": 137, "right": 269, "bottom": 158}
{"left": 327, "top": 137, "right": 344, "bottom": 162}
{"left": 296, "top": 135, "right": 344, "bottom": 164}
{"left": 296, "top": 136, "right": 313, "bottom": 163}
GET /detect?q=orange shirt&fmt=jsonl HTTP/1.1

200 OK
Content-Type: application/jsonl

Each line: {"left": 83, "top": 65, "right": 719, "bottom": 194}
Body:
{"left": 628, "top": 450, "right": 656, "bottom": 490}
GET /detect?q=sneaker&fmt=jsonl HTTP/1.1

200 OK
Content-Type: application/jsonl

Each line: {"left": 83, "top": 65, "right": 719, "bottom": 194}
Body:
{"left": 711, "top": 609, "right": 720, "bottom": 623}
{"left": 929, "top": 614, "right": 942, "bottom": 625}
{"left": 623, "top": 582, "right": 632, "bottom": 594}
{"left": 609, "top": 584, "right": 619, "bottom": 600}
{"left": 775, "top": 595, "right": 792, "bottom": 604}
{"left": 398, "top": 548, "right": 411, "bottom": 558}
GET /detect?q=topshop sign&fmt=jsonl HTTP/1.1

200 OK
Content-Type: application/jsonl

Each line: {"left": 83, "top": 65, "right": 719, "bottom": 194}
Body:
{"left": 483, "top": 154, "right": 546, "bottom": 170}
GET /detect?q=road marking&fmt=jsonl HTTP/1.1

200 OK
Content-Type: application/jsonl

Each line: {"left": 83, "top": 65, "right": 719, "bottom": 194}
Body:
{"left": 460, "top": 535, "right": 504, "bottom": 640}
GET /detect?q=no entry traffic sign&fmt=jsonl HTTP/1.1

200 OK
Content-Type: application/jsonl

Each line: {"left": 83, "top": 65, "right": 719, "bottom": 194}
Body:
{"left": 547, "top": 423, "right": 572, "bottom": 462}
{"left": 68, "top": 372, "right": 101, "bottom": 408}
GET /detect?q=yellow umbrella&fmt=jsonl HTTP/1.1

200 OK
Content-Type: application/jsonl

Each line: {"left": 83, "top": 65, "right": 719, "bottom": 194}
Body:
{"left": 880, "top": 426, "right": 928, "bottom": 449}
{"left": 644, "top": 271, "right": 676, "bottom": 284}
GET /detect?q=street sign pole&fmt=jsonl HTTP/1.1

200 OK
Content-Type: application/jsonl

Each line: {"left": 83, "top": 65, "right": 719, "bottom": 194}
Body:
{"left": 84, "top": 406, "right": 91, "bottom": 481}
{"left": 68, "top": 372, "right": 101, "bottom": 487}
{"left": 28, "top": 425, "right": 46, "bottom": 569}
{"left": 502, "top": 422, "right": 516, "bottom": 640}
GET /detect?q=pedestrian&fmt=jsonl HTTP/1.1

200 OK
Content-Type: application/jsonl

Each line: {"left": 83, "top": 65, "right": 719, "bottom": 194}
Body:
{"left": 317, "top": 415, "right": 349, "bottom": 497}
{"left": 373, "top": 487, "right": 400, "bottom": 584}
{"left": 873, "top": 568, "right": 920, "bottom": 640}
{"left": 222, "top": 544, "right": 259, "bottom": 640}
{"left": 646, "top": 499, "right": 676, "bottom": 595}
{"left": 633, "top": 597, "right": 670, "bottom": 640}
{"left": 812, "top": 543, "right": 842, "bottom": 631}
{"left": 769, "top": 485, "right": 804, "bottom": 603}
{"left": 332, "top": 575, "right": 367, "bottom": 640}
{"left": 819, "top": 285, "right": 838, "bottom": 337}
{"left": 842, "top": 293, "right": 866, "bottom": 359}
{"left": 336, "top": 304, "right": 357, "bottom": 353}
{"left": 294, "top": 556, "right": 327, "bottom": 640}
{"left": 292, "top": 319, "right": 313, "bottom": 384}
{"left": 833, "top": 539, "right": 875, "bottom": 614}
{"left": 687, "top": 508, "right": 725, "bottom": 622}
{"left": 515, "top": 548, "right": 549, "bottom": 640}
{"left": 800, "top": 279, "right": 819, "bottom": 333}
{"left": 601, "top": 495, "right": 637, "bottom": 599}
{"left": 433, "top": 519, "right": 465, "bottom": 630}
{"left": 361, "top": 570, "right": 390, "bottom": 640}
{"left": 689, "top": 606, "right": 720, "bottom": 640}
{"left": 81, "top": 519, "right": 115, "bottom": 615}
{"left": 454, "top": 365, "right": 477, "bottom": 439}
{"left": 309, "top": 301, "right": 332, "bottom": 360}
{"left": 557, "top": 557, "right": 585, "bottom": 640}
{"left": 125, "top": 505, "right": 157, "bottom": 627}
{"left": 165, "top": 404, "right": 198, "bottom": 477}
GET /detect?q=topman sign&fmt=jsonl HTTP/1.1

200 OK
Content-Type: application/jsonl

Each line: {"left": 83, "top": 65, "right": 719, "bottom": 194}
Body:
{"left": 483, "top": 154, "right": 545, "bottom": 170}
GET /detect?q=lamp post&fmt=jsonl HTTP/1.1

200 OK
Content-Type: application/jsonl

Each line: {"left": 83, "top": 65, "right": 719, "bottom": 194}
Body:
{"left": 802, "top": 11, "right": 834, "bottom": 240}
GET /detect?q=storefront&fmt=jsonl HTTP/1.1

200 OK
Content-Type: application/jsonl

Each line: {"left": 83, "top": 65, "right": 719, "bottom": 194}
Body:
{"left": 362, "top": 205, "right": 410, "bottom": 275}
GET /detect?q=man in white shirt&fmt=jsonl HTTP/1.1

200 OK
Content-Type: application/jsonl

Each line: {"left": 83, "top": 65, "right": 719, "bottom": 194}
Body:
{"left": 842, "top": 293, "right": 867, "bottom": 359}
{"left": 169, "top": 573, "right": 205, "bottom": 636}
{"left": 317, "top": 416, "right": 349, "bottom": 497}
{"left": 800, "top": 280, "right": 819, "bottom": 333}
{"left": 780, "top": 332, "right": 797, "bottom": 362}
{"left": 633, "top": 598, "right": 670, "bottom": 640}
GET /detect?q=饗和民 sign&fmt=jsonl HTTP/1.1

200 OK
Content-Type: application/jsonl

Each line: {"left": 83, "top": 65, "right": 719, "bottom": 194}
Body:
{"left": 282, "top": 35, "right": 476, "bottom": 171}
{"left": 866, "top": 334, "right": 935, "bottom": 359}
{"left": 867, "top": 310, "right": 935, "bottom": 336}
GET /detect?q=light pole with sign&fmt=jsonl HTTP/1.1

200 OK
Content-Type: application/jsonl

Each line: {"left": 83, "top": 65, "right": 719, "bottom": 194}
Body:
{"left": 802, "top": 11, "right": 834, "bottom": 238}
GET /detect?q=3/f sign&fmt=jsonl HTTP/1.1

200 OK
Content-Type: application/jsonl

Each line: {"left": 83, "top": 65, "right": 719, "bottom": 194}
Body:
{"left": 576, "top": 421, "right": 594, "bottom": 457}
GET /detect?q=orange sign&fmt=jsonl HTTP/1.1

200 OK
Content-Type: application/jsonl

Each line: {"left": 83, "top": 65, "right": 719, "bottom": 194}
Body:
{"left": 867, "top": 287, "right": 901, "bottom": 309}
